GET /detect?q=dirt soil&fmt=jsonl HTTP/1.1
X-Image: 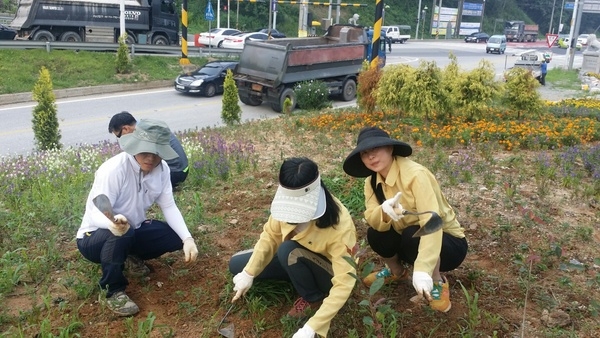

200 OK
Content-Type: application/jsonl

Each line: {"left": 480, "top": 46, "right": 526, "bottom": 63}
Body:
{"left": 3, "top": 85, "right": 599, "bottom": 338}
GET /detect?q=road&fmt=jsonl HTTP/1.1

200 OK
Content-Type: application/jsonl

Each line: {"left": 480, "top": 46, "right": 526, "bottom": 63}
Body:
{"left": 0, "top": 41, "right": 582, "bottom": 157}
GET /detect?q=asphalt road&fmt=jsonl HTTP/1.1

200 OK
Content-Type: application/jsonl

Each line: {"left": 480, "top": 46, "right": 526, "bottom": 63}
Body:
{"left": 0, "top": 40, "right": 583, "bottom": 157}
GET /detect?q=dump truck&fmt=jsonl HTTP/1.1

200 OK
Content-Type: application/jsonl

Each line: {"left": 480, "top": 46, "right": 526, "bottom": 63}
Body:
{"left": 234, "top": 24, "right": 374, "bottom": 112}
{"left": 504, "top": 21, "right": 538, "bottom": 42}
{"left": 8, "top": 0, "right": 179, "bottom": 44}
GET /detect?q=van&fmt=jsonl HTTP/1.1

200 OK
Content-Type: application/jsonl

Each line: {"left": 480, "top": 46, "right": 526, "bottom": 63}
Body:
{"left": 486, "top": 35, "right": 507, "bottom": 54}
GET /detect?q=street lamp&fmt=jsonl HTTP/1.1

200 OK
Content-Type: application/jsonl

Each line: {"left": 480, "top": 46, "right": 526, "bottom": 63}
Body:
{"left": 421, "top": 6, "right": 427, "bottom": 40}
{"left": 416, "top": 0, "right": 422, "bottom": 41}
{"left": 383, "top": 5, "right": 390, "bottom": 26}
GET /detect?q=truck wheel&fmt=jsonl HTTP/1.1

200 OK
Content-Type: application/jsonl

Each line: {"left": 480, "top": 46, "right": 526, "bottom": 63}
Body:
{"left": 341, "top": 79, "right": 357, "bottom": 101}
{"left": 152, "top": 35, "right": 169, "bottom": 45}
{"left": 60, "top": 31, "right": 82, "bottom": 42}
{"left": 271, "top": 88, "right": 296, "bottom": 113}
{"left": 204, "top": 83, "right": 216, "bottom": 97}
{"left": 125, "top": 34, "right": 136, "bottom": 44}
{"left": 33, "top": 30, "right": 55, "bottom": 42}
{"left": 240, "top": 94, "right": 262, "bottom": 106}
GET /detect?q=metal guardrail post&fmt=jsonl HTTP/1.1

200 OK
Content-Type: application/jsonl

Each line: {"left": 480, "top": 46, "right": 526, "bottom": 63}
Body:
{"left": 131, "top": 44, "right": 136, "bottom": 58}
{"left": 0, "top": 41, "right": 243, "bottom": 57}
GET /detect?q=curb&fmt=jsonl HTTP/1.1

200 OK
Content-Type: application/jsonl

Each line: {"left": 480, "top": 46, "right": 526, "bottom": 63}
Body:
{"left": 0, "top": 80, "right": 173, "bottom": 106}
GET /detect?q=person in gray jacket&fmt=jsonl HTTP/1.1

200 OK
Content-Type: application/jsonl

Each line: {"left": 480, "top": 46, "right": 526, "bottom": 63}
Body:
{"left": 108, "top": 112, "right": 189, "bottom": 189}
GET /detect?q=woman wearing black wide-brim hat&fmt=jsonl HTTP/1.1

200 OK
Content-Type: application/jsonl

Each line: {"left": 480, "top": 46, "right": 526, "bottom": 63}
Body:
{"left": 343, "top": 126, "right": 468, "bottom": 313}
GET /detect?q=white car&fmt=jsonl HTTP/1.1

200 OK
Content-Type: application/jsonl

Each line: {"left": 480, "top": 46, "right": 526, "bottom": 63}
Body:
{"left": 221, "top": 32, "right": 269, "bottom": 49}
{"left": 197, "top": 28, "right": 241, "bottom": 48}
{"left": 577, "top": 34, "right": 589, "bottom": 46}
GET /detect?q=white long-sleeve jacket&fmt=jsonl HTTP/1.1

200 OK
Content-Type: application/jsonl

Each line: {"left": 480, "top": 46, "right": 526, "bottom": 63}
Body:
{"left": 76, "top": 152, "right": 192, "bottom": 241}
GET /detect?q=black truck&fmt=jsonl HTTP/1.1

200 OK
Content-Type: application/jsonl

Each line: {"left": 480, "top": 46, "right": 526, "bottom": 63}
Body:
{"left": 9, "top": 0, "right": 178, "bottom": 44}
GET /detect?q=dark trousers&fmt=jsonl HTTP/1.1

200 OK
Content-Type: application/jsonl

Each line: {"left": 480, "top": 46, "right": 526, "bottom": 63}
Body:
{"left": 540, "top": 73, "right": 547, "bottom": 86}
{"left": 77, "top": 220, "right": 183, "bottom": 296}
{"left": 170, "top": 170, "right": 188, "bottom": 189}
{"left": 229, "top": 241, "right": 333, "bottom": 303}
{"left": 367, "top": 226, "right": 468, "bottom": 272}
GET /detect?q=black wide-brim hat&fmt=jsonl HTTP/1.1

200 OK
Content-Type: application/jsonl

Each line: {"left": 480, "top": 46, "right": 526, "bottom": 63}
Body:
{"left": 343, "top": 126, "right": 412, "bottom": 177}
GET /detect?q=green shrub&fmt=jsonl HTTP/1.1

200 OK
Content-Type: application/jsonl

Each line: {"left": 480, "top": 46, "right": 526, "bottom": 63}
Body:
{"left": 503, "top": 67, "right": 544, "bottom": 120}
{"left": 115, "top": 34, "right": 132, "bottom": 74}
{"left": 455, "top": 59, "right": 500, "bottom": 121}
{"left": 221, "top": 69, "right": 242, "bottom": 125}
{"left": 375, "top": 63, "right": 415, "bottom": 117}
{"left": 439, "top": 53, "right": 463, "bottom": 121}
{"left": 377, "top": 61, "right": 443, "bottom": 121}
{"left": 32, "top": 66, "right": 61, "bottom": 151}
{"left": 293, "top": 80, "right": 330, "bottom": 110}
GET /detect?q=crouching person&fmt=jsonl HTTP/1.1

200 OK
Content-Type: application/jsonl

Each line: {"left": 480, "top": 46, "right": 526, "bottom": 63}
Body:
{"left": 76, "top": 119, "right": 198, "bottom": 316}
{"left": 228, "top": 157, "right": 357, "bottom": 337}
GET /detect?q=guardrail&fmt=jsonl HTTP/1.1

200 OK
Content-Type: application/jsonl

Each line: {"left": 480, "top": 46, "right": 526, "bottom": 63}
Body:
{"left": 0, "top": 40, "right": 242, "bottom": 57}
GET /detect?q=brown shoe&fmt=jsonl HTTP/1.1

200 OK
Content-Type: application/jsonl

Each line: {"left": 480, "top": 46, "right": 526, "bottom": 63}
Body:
{"left": 287, "top": 297, "right": 322, "bottom": 318}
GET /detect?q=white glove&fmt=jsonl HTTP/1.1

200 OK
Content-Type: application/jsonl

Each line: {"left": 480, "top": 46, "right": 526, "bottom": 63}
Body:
{"left": 183, "top": 237, "right": 198, "bottom": 262}
{"left": 412, "top": 271, "right": 434, "bottom": 301}
{"left": 231, "top": 270, "right": 254, "bottom": 303}
{"left": 381, "top": 192, "right": 404, "bottom": 221}
{"left": 108, "top": 214, "right": 130, "bottom": 237}
{"left": 292, "top": 324, "right": 316, "bottom": 338}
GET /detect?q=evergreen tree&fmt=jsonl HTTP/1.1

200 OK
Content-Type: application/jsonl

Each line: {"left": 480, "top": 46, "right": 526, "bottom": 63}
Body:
{"left": 221, "top": 69, "right": 242, "bottom": 125}
{"left": 32, "top": 66, "right": 61, "bottom": 151}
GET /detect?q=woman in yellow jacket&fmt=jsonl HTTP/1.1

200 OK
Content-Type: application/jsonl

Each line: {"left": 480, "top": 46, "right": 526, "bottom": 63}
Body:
{"left": 343, "top": 127, "right": 467, "bottom": 313}
{"left": 229, "top": 157, "right": 357, "bottom": 338}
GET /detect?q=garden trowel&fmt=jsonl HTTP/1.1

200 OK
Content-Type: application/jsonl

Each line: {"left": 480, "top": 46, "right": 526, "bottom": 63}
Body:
{"left": 92, "top": 194, "right": 115, "bottom": 221}
{"left": 217, "top": 304, "right": 235, "bottom": 338}
{"left": 400, "top": 210, "right": 443, "bottom": 237}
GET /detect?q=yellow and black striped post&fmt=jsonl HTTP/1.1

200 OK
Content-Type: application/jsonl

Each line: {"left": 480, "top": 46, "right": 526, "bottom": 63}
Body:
{"left": 180, "top": 0, "right": 190, "bottom": 65}
{"left": 370, "top": 0, "right": 384, "bottom": 69}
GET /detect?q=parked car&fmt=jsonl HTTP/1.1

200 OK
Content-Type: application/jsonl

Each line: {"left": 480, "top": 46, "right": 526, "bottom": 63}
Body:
{"left": 197, "top": 28, "right": 241, "bottom": 48}
{"left": 174, "top": 61, "right": 238, "bottom": 97}
{"left": 221, "top": 32, "right": 269, "bottom": 49}
{"left": 465, "top": 32, "right": 490, "bottom": 43}
{"left": 0, "top": 24, "right": 17, "bottom": 40}
{"left": 259, "top": 28, "right": 286, "bottom": 38}
{"left": 577, "top": 34, "right": 589, "bottom": 46}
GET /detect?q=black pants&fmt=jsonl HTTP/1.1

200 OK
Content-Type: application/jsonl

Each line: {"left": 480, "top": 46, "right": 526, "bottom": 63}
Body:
{"left": 171, "top": 170, "right": 188, "bottom": 189}
{"left": 366, "top": 226, "right": 468, "bottom": 272}
{"left": 540, "top": 73, "right": 547, "bottom": 86}
{"left": 77, "top": 220, "right": 183, "bottom": 296}
{"left": 229, "top": 241, "right": 333, "bottom": 303}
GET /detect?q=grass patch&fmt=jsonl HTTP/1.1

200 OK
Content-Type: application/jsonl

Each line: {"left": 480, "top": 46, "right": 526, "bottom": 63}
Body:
{"left": 546, "top": 68, "right": 581, "bottom": 90}
{"left": 0, "top": 49, "right": 236, "bottom": 94}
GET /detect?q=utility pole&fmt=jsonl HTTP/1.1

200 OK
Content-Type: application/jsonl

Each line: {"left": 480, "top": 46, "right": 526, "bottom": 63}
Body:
{"left": 566, "top": 0, "right": 582, "bottom": 70}
{"left": 558, "top": 0, "right": 566, "bottom": 33}
{"left": 435, "top": 0, "right": 442, "bottom": 39}
{"left": 416, "top": 0, "right": 422, "bottom": 41}
{"left": 549, "top": 0, "right": 557, "bottom": 33}
{"left": 479, "top": 0, "right": 486, "bottom": 31}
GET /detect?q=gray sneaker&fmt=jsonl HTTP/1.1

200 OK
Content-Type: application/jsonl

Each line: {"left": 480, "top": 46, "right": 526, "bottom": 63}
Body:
{"left": 105, "top": 291, "right": 139, "bottom": 316}
{"left": 125, "top": 255, "right": 151, "bottom": 277}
